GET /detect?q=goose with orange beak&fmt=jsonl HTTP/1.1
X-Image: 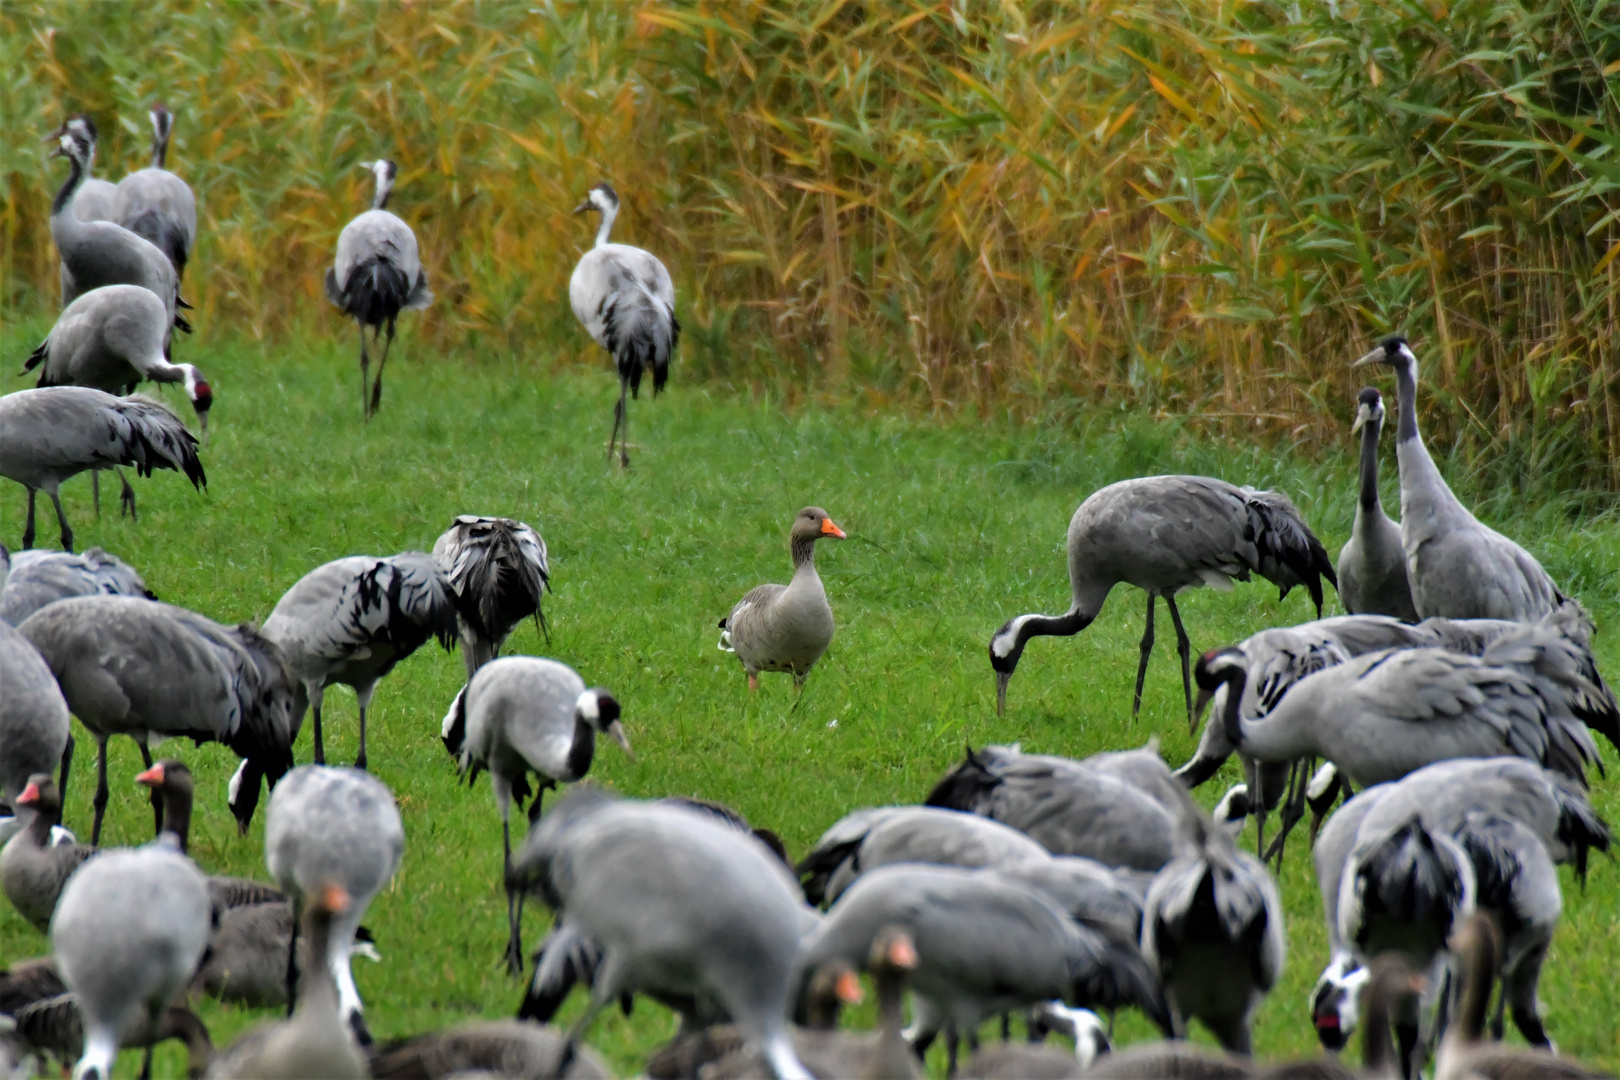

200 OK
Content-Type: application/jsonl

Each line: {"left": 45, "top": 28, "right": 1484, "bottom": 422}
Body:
{"left": 718, "top": 507, "right": 847, "bottom": 693}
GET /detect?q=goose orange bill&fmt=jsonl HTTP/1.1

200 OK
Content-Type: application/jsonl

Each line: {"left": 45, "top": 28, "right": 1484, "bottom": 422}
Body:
{"left": 820, "top": 518, "right": 847, "bottom": 538}
{"left": 320, "top": 882, "right": 352, "bottom": 913}
{"left": 886, "top": 933, "right": 918, "bottom": 969}
{"left": 835, "top": 970, "right": 864, "bottom": 1004}
{"left": 135, "top": 763, "right": 166, "bottom": 787}
{"left": 16, "top": 782, "right": 40, "bottom": 806}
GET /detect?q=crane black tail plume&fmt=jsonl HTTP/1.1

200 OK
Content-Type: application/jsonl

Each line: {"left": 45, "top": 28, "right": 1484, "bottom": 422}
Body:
{"left": 922, "top": 745, "right": 1002, "bottom": 813}
{"left": 518, "top": 924, "right": 601, "bottom": 1023}
{"left": 1549, "top": 774, "right": 1611, "bottom": 885}
{"left": 1069, "top": 933, "right": 1173, "bottom": 1037}
{"left": 1356, "top": 818, "right": 1467, "bottom": 941}
{"left": 603, "top": 290, "right": 677, "bottom": 400}
{"left": 333, "top": 257, "right": 411, "bottom": 328}
{"left": 1243, "top": 489, "right": 1337, "bottom": 614}
{"left": 22, "top": 338, "right": 48, "bottom": 378}
{"left": 111, "top": 395, "right": 206, "bottom": 489}
{"left": 123, "top": 209, "right": 188, "bottom": 279}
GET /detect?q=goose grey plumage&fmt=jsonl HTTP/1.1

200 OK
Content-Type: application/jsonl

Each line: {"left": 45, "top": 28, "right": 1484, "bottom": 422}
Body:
{"left": 0, "top": 387, "right": 205, "bottom": 552}
{"left": 1337, "top": 388, "right": 1418, "bottom": 621}
{"left": 0, "top": 775, "right": 96, "bottom": 933}
{"left": 433, "top": 515, "right": 551, "bottom": 677}
{"left": 797, "top": 805, "right": 1051, "bottom": 908}
{"left": 507, "top": 789, "right": 819, "bottom": 1080}
{"left": 0, "top": 619, "right": 72, "bottom": 803}
{"left": 18, "top": 596, "right": 303, "bottom": 844}
{"left": 988, "top": 475, "right": 1336, "bottom": 720}
{"left": 798, "top": 864, "right": 1169, "bottom": 1074}
{"left": 261, "top": 551, "right": 457, "bottom": 769}
{"left": 570, "top": 181, "right": 679, "bottom": 467}
{"left": 1353, "top": 336, "right": 1563, "bottom": 620}
{"left": 189, "top": 899, "right": 379, "bottom": 1009}
{"left": 440, "top": 656, "right": 629, "bottom": 974}
{"left": 51, "top": 840, "right": 213, "bottom": 1080}
{"left": 47, "top": 120, "right": 187, "bottom": 337}
{"left": 205, "top": 881, "right": 368, "bottom": 1079}
{"left": 719, "top": 507, "right": 846, "bottom": 691}
{"left": 1140, "top": 812, "right": 1284, "bottom": 1055}
{"left": 925, "top": 744, "right": 1182, "bottom": 872}
{"left": 264, "top": 765, "right": 403, "bottom": 1047}
{"left": 1, "top": 546, "right": 151, "bottom": 626}
{"left": 324, "top": 159, "right": 432, "bottom": 418}
{"left": 367, "top": 1018, "right": 612, "bottom": 1080}
{"left": 109, "top": 103, "right": 198, "bottom": 280}
{"left": 1193, "top": 605, "right": 1610, "bottom": 794}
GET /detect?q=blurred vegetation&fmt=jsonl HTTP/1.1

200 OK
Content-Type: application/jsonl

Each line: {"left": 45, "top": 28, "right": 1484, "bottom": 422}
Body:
{"left": 6, "top": 1, "right": 1620, "bottom": 493}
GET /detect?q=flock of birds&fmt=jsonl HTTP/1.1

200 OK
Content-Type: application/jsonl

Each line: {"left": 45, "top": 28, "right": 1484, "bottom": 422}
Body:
{"left": 0, "top": 103, "right": 1612, "bottom": 1080}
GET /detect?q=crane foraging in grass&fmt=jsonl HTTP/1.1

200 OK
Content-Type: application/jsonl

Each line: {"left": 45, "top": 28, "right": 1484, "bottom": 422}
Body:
{"left": 570, "top": 181, "right": 679, "bottom": 467}
{"left": 988, "top": 475, "right": 1336, "bottom": 722}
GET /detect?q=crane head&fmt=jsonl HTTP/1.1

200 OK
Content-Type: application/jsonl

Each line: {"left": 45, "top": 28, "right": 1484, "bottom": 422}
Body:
{"left": 574, "top": 181, "right": 619, "bottom": 216}
{"left": 1352, "top": 334, "right": 1416, "bottom": 370}
{"left": 989, "top": 615, "right": 1033, "bottom": 715}
{"left": 1350, "top": 386, "right": 1383, "bottom": 435}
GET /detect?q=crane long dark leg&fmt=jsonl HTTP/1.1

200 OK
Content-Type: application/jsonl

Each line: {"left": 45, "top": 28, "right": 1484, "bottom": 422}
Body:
{"left": 1163, "top": 594, "right": 1195, "bottom": 728}
{"left": 139, "top": 742, "right": 161, "bottom": 837}
{"left": 504, "top": 814, "right": 524, "bottom": 977}
{"left": 354, "top": 683, "right": 375, "bottom": 771}
{"left": 90, "top": 739, "right": 109, "bottom": 847}
{"left": 310, "top": 687, "right": 325, "bottom": 766}
{"left": 47, "top": 490, "right": 73, "bottom": 553}
{"left": 57, "top": 735, "right": 74, "bottom": 812}
{"left": 138, "top": 1043, "right": 154, "bottom": 1080}
{"left": 117, "top": 467, "right": 137, "bottom": 522}
{"left": 21, "top": 489, "right": 37, "bottom": 550}
{"left": 1132, "top": 593, "right": 1156, "bottom": 718}
{"left": 607, "top": 378, "right": 629, "bottom": 467}
{"left": 92, "top": 470, "right": 101, "bottom": 518}
{"left": 369, "top": 319, "right": 395, "bottom": 417}
{"left": 358, "top": 324, "right": 371, "bottom": 421}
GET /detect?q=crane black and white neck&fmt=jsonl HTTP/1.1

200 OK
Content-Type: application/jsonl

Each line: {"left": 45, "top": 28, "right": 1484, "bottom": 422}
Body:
{"left": 569, "top": 181, "right": 679, "bottom": 467}
{"left": 61, "top": 115, "right": 116, "bottom": 227}
{"left": 110, "top": 103, "right": 198, "bottom": 281}
{"left": 324, "top": 159, "right": 432, "bottom": 419}
{"left": 1337, "top": 388, "right": 1418, "bottom": 621}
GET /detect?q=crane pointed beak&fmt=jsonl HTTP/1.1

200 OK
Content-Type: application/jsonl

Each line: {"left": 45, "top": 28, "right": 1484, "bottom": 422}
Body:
{"left": 1192, "top": 687, "right": 1215, "bottom": 734}
{"left": 608, "top": 720, "right": 634, "bottom": 760}
{"left": 995, "top": 671, "right": 1010, "bottom": 716}
{"left": 573, "top": 200, "right": 592, "bottom": 215}
{"left": 1351, "top": 348, "right": 1385, "bottom": 369}
{"left": 357, "top": 161, "right": 374, "bottom": 171}
{"left": 1350, "top": 406, "right": 1369, "bottom": 435}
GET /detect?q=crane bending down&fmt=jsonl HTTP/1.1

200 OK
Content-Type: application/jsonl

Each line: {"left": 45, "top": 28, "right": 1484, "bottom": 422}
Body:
{"left": 569, "top": 182, "right": 679, "bottom": 468}
{"left": 988, "top": 475, "right": 1336, "bottom": 721}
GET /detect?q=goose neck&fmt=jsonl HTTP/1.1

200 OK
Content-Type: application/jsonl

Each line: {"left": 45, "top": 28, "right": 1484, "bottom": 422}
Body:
{"left": 868, "top": 967, "right": 914, "bottom": 1080}
{"left": 23, "top": 803, "right": 55, "bottom": 847}
{"left": 297, "top": 912, "right": 343, "bottom": 1022}
{"left": 1452, "top": 929, "right": 1493, "bottom": 1045}
{"left": 161, "top": 784, "right": 193, "bottom": 855}
{"left": 790, "top": 534, "right": 820, "bottom": 571}
{"left": 594, "top": 203, "right": 617, "bottom": 249}
{"left": 1358, "top": 416, "right": 1384, "bottom": 512}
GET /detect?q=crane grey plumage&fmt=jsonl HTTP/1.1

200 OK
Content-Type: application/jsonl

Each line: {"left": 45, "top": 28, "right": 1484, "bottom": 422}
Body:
{"left": 1140, "top": 813, "right": 1285, "bottom": 1055}
{"left": 264, "top": 765, "right": 403, "bottom": 1047}
{"left": 0, "top": 546, "right": 151, "bottom": 627}
{"left": 1353, "top": 336, "right": 1562, "bottom": 620}
{"left": 1, "top": 775, "right": 95, "bottom": 933}
{"left": 432, "top": 515, "right": 550, "bottom": 677}
{"left": 1193, "top": 605, "right": 1609, "bottom": 795}
{"left": 925, "top": 744, "right": 1181, "bottom": 872}
{"left": 47, "top": 120, "right": 188, "bottom": 338}
{"left": 1338, "top": 388, "right": 1418, "bottom": 621}
{"left": 508, "top": 790, "right": 818, "bottom": 1080}
{"left": 570, "top": 181, "right": 680, "bottom": 467}
{"left": 796, "top": 805, "right": 1051, "bottom": 908}
{"left": 988, "top": 475, "right": 1336, "bottom": 720}
{"left": 50, "top": 842, "right": 213, "bottom": 1080}
{"left": 60, "top": 116, "right": 116, "bottom": 227}
{"left": 17, "top": 595, "right": 303, "bottom": 844}
{"left": 440, "top": 656, "right": 629, "bottom": 974}
{"left": 261, "top": 552, "right": 457, "bottom": 770}
{"left": 325, "top": 159, "right": 432, "bottom": 418}
{"left": 989, "top": 857, "right": 1149, "bottom": 949}
{"left": 109, "top": 103, "right": 197, "bottom": 280}
{"left": 797, "top": 863, "right": 1169, "bottom": 1074}
{"left": 0, "top": 387, "right": 205, "bottom": 552}
{"left": 0, "top": 621, "right": 71, "bottom": 803}
{"left": 719, "top": 507, "right": 846, "bottom": 691}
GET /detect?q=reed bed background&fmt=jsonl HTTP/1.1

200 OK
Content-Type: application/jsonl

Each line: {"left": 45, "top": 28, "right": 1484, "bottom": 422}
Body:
{"left": 5, "top": 1, "right": 1620, "bottom": 492}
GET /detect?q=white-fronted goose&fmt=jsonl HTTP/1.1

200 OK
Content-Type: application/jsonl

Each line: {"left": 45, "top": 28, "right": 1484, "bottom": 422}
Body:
{"left": 719, "top": 507, "right": 846, "bottom": 692}
{"left": 1337, "top": 388, "right": 1418, "bottom": 621}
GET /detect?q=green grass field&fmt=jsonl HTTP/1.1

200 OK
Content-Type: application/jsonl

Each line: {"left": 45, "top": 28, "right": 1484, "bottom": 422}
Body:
{"left": 1, "top": 321, "right": 1617, "bottom": 1077}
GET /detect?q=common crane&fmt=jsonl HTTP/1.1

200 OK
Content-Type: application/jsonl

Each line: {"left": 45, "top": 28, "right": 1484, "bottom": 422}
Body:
{"left": 1337, "top": 388, "right": 1418, "bottom": 621}
{"left": 0, "top": 545, "right": 152, "bottom": 626}
{"left": 988, "top": 475, "right": 1335, "bottom": 721}
{"left": 432, "top": 515, "right": 550, "bottom": 677}
{"left": 60, "top": 115, "right": 116, "bottom": 226}
{"left": 110, "top": 103, "right": 198, "bottom": 281}
{"left": 324, "top": 160, "right": 432, "bottom": 418}
{"left": 1354, "top": 336, "right": 1563, "bottom": 620}
{"left": 570, "top": 181, "right": 679, "bottom": 467}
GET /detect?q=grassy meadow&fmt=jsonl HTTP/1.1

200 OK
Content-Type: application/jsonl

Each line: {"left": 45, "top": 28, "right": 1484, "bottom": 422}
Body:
{"left": 0, "top": 319, "right": 1617, "bottom": 1077}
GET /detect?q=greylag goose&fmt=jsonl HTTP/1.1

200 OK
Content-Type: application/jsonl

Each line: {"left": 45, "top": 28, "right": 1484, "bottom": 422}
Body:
{"left": 0, "top": 774, "right": 96, "bottom": 933}
{"left": 440, "top": 656, "right": 628, "bottom": 974}
{"left": 368, "top": 1018, "right": 611, "bottom": 1079}
{"left": 1336, "top": 388, "right": 1417, "bottom": 621}
{"left": 135, "top": 760, "right": 286, "bottom": 910}
{"left": 719, "top": 507, "right": 846, "bottom": 692}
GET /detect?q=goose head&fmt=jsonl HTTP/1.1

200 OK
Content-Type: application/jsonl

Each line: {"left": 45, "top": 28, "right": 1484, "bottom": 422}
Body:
{"left": 358, "top": 159, "right": 397, "bottom": 210}
{"left": 14, "top": 773, "right": 62, "bottom": 822}
{"left": 803, "top": 958, "right": 864, "bottom": 1029}
{"left": 791, "top": 506, "right": 846, "bottom": 544}
{"left": 576, "top": 688, "right": 632, "bottom": 758}
{"left": 1351, "top": 386, "right": 1385, "bottom": 436}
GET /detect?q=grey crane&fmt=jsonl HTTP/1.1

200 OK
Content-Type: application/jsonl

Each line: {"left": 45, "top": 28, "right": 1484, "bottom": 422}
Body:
{"left": 18, "top": 595, "right": 304, "bottom": 844}
{"left": 368, "top": 1018, "right": 612, "bottom": 1080}
{"left": 0, "top": 775, "right": 95, "bottom": 933}
{"left": 0, "top": 387, "right": 205, "bottom": 552}
{"left": 797, "top": 863, "right": 1168, "bottom": 1075}
{"left": 1353, "top": 336, "right": 1563, "bottom": 620}
{"left": 1337, "top": 388, "right": 1418, "bottom": 622}
{"left": 264, "top": 765, "right": 403, "bottom": 1046}
{"left": 440, "top": 655, "right": 629, "bottom": 974}
{"left": 719, "top": 507, "right": 846, "bottom": 692}
{"left": 50, "top": 841, "right": 213, "bottom": 1080}
{"left": 507, "top": 789, "right": 819, "bottom": 1080}
{"left": 990, "top": 857, "right": 1149, "bottom": 949}
{"left": 988, "top": 475, "right": 1336, "bottom": 720}
{"left": 1435, "top": 913, "right": 1607, "bottom": 1080}
{"left": 60, "top": 115, "right": 116, "bottom": 226}
{"left": 47, "top": 120, "right": 188, "bottom": 336}
{"left": 924, "top": 744, "right": 1183, "bottom": 872}
{"left": 433, "top": 515, "right": 550, "bottom": 677}
{"left": 134, "top": 760, "right": 287, "bottom": 911}
{"left": 109, "top": 103, "right": 198, "bottom": 280}
{"left": 324, "top": 159, "right": 432, "bottom": 418}
{"left": 0, "top": 619, "right": 72, "bottom": 802}
{"left": 1192, "top": 606, "right": 1611, "bottom": 794}
{"left": 1, "top": 545, "right": 151, "bottom": 626}
{"left": 204, "top": 881, "right": 368, "bottom": 1080}
{"left": 261, "top": 551, "right": 457, "bottom": 769}
{"left": 796, "top": 805, "right": 1051, "bottom": 908}
{"left": 1140, "top": 813, "right": 1285, "bottom": 1055}
{"left": 570, "top": 181, "right": 680, "bottom": 467}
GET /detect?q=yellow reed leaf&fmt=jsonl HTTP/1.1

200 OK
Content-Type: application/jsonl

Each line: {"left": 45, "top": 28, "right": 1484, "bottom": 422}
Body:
{"left": 1148, "top": 75, "right": 1200, "bottom": 125}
